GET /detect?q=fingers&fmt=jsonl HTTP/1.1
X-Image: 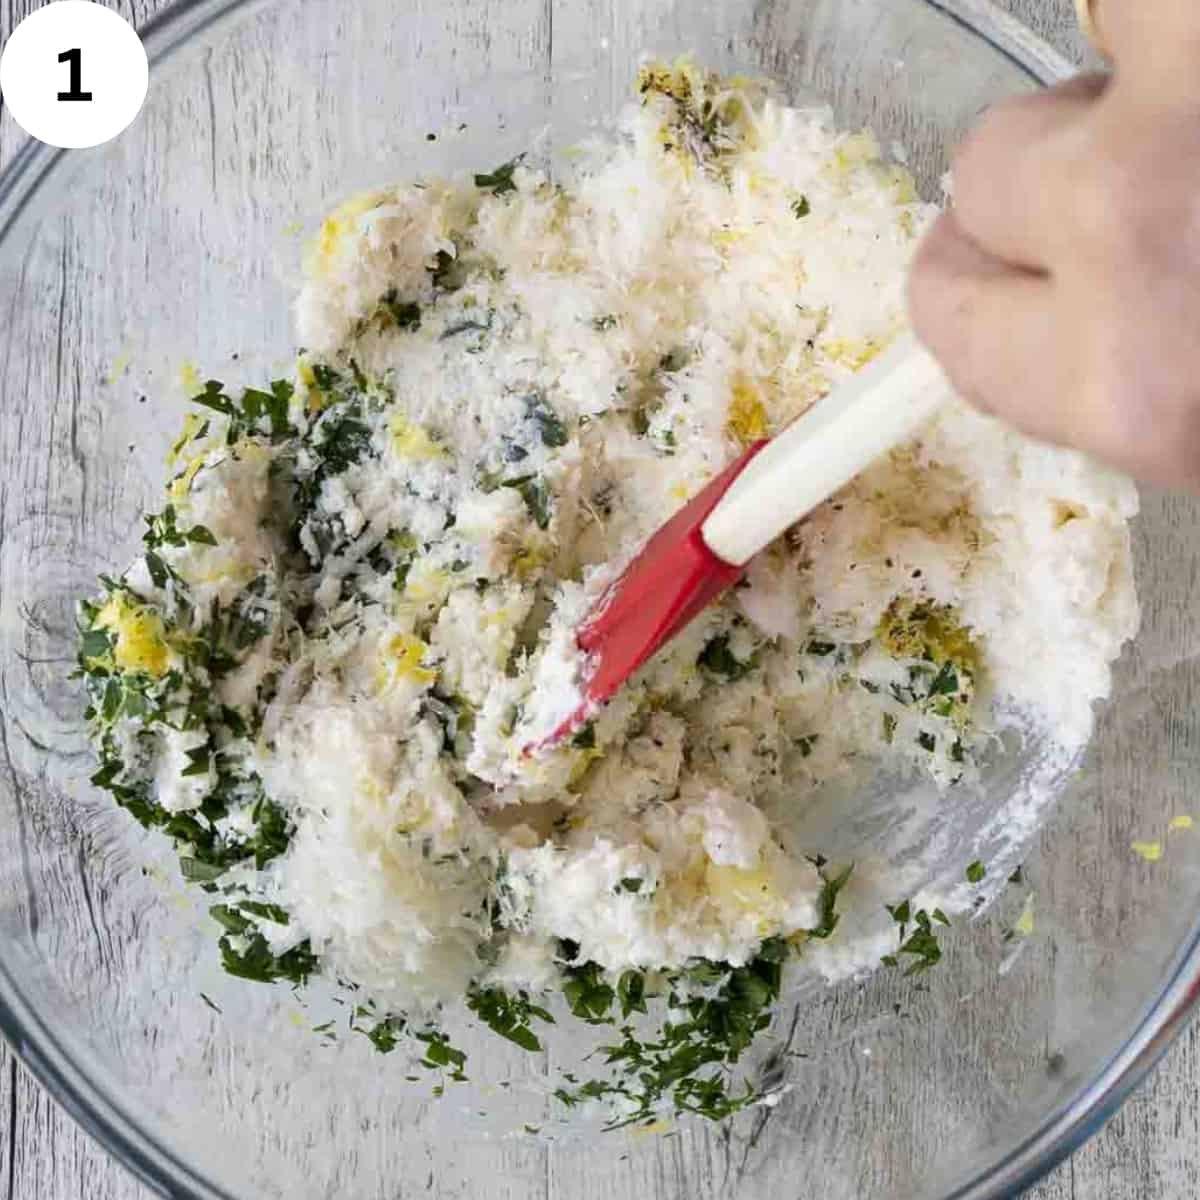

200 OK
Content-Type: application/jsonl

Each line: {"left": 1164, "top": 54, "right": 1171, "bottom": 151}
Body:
{"left": 1075, "top": 0, "right": 1111, "bottom": 58}
{"left": 1102, "top": 5, "right": 1200, "bottom": 102}
{"left": 909, "top": 212, "right": 1075, "bottom": 447}
{"left": 951, "top": 74, "right": 1108, "bottom": 270}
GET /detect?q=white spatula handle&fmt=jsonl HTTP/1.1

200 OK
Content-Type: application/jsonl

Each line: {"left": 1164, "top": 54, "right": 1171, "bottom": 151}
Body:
{"left": 701, "top": 332, "right": 949, "bottom": 566}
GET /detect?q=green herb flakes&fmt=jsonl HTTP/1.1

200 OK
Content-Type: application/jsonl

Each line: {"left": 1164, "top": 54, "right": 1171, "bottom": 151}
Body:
{"left": 219, "top": 932, "right": 317, "bottom": 987}
{"left": 525, "top": 393, "right": 568, "bottom": 447}
{"left": 883, "top": 901, "right": 948, "bottom": 976}
{"left": 467, "top": 987, "right": 553, "bottom": 1052}
{"left": 698, "top": 634, "right": 759, "bottom": 680}
{"left": 474, "top": 155, "right": 524, "bottom": 195}
{"left": 809, "top": 862, "right": 853, "bottom": 940}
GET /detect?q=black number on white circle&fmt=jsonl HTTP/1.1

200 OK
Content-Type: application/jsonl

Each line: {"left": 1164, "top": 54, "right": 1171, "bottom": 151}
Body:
{"left": 56, "top": 48, "right": 92, "bottom": 102}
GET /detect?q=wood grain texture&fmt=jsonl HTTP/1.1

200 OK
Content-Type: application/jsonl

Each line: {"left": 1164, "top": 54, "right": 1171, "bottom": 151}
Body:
{"left": 0, "top": 1, "right": 1196, "bottom": 1199}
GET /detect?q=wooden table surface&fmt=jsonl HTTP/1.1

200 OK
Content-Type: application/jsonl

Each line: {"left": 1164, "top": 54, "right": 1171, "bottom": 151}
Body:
{"left": 2, "top": 1, "right": 1198, "bottom": 1197}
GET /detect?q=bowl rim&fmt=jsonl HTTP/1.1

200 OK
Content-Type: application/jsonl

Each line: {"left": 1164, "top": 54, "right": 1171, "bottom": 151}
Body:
{"left": 1, "top": 2, "right": 1194, "bottom": 1199}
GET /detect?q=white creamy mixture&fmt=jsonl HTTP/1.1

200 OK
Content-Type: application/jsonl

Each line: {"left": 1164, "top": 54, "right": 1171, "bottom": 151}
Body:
{"left": 81, "top": 62, "right": 1138, "bottom": 1050}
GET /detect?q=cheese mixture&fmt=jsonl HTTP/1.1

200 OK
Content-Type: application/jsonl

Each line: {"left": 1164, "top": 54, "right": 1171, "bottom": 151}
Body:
{"left": 78, "top": 61, "right": 1139, "bottom": 1121}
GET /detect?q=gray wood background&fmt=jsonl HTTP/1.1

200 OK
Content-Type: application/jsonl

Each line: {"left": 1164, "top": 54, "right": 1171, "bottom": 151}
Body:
{"left": 1, "top": 1, "right": 1195, "bottom": 1198}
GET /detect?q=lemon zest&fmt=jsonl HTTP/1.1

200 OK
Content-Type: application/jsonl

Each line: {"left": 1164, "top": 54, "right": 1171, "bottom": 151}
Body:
{"left": 404, "top": 562, "right": 451, "bottom": 604}
{"left": 711, "top": 227, "right": 746, "bottom": 248}
{"left": 95, "top": 594, "right": 170, "bottom": 677}
{"left": 168, "top": 453, "right": 208, "bottom": 501}
{"left": 105, "top": 350, "right": 132, "bottom": 386}
{"left": 167, "top": 413, "right": 206, "bottom": 466}
{"left": 389, "top": 415, "right": 444, "bottom": 460}
{"left": 304, "top": 192, "right": 381, "bottom": 278}
{"left": 830, "top": 132, "right": 879, "bottom": 174}
{"left": 726, "top": 376, "right": 769, "bottom": 447}
{"left": 824, "top": 337, "right": 885, "bottom": 372}
{"left": 629, "top": 1119, "right": 673, "bottom": 1139}
{"left": 178, "top": 361, "right": 202, "bottom": 397}
{"left": 377, "top": 633, "right": 437, "bottom": 691}
{"left": 567, "top": 748, "right": 605, "bottom": 790}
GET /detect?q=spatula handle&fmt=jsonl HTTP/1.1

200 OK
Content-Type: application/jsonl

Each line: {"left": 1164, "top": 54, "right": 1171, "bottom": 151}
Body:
{"left": 701, "top": 332, "right": 950, "bottom": 566}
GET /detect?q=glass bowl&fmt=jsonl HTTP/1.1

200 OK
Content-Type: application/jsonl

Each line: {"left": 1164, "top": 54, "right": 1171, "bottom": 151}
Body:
{"left": 2, "top": 1, "right": 1198, "bottom": 1197}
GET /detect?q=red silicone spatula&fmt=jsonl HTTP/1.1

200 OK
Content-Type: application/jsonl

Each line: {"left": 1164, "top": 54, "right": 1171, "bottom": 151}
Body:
{"left": 535, "top": 333, "right": 948, "bottom": 749}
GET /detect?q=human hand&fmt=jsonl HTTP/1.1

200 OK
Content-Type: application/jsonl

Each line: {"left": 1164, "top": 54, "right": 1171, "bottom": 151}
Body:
{"left": 908, "top": 0, "right": 1200, "bottom": 489}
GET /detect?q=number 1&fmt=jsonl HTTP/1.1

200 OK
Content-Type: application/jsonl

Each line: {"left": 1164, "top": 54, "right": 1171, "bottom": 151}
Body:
{"left": 57, "top": 48, "right": 92, "bottom": 102}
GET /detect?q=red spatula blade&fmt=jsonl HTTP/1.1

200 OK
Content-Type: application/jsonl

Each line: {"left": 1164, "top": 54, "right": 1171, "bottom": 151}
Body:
{"left": 532, "top": 440, "right": 768, "bottom": 750}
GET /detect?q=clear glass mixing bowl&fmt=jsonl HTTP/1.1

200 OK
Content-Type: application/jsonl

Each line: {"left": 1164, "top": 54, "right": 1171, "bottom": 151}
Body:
{"left": 2, "top": 1, "right": 1198, "bottom": 1197}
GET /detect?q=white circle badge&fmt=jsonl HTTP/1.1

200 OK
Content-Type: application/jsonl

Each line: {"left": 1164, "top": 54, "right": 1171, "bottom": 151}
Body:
{"left": 0, "top": 2, "right": 148, "bottom": 149}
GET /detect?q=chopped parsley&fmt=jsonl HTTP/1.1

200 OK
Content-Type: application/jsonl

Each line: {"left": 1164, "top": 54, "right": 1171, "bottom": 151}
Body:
{"left": 310, "top": 400, "right": 372, "bottom": 476}
{"left": 380, "top": 291, "right": 422, "bottom": 331}
{"left": 525, "top": 393, "right": 568, "bottom": 447}
{"left": 881, "top": 901, "right": 950, "bottom": 976}
{"left": 809, "top": 861, "right": 854, "bottom": 940}
{"left": 555, "top": 937, "right": 790, "bottom": 1125}
{"left": 429, "top": 248, "right": 459, "bottom": 290}
{"left": 929, "top": 660, "right": 959, "bottom": 697}
{"left": 571, "top": 722, "right": 596, "bottom": 749}
{"left": 559, "top": 950, "right": 617, "bottom": 1024}
{"left": 416, "top": 1030, "right": 468, "bottom": 1077}
{"left": 219, "top": 932, "right": 317, "bottom": 986}
{"left": 503, "top": 473, "right": 553, "bottom": 529}
{"left": 698, "top": 633, "right": 760, "bottom": 680}
{"left": 467, "top": 987, "right": 553, "bottom": 1052}
{"left": 617, "top": 970, "right": 647, "bottom": 1018}
{"left": 354, "top": 1012, "right": 407, "bottom": 1054}
{"left": 191, "top": 378, "right": 293, "bottom": 442}
{"left": 143, "top": 504, "right": 217, "bottom": 551}
{"left": 474, "top": 155, "right": 523, "bottom": 195}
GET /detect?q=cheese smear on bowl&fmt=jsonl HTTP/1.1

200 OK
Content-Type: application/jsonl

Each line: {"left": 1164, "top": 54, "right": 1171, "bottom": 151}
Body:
{"left": 78, "top": 59, "right": 1138, "bottom": 1122}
